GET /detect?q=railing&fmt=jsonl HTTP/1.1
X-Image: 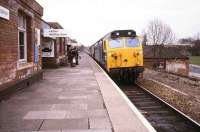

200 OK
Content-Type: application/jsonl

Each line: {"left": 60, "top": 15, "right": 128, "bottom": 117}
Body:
{"left": 189, "top": 64, "right": 200, "bottom": 78}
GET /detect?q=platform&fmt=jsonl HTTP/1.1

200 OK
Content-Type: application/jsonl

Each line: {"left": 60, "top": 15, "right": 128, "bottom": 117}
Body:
{"left": 0, "top": 53, "right": 155, "bottom": 132}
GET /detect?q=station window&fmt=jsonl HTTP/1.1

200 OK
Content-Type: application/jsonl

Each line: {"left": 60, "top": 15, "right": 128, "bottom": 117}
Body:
{"left": 18, "top": 12, "right": 27, "bottom": 62}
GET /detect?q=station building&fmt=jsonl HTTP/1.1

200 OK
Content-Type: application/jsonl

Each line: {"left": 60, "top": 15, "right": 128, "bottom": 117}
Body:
{"left": 42, "top": 22, "right": 67, "bottom": 68}
{"left": 0, "top": 0, "right": 43, "bottom": 99}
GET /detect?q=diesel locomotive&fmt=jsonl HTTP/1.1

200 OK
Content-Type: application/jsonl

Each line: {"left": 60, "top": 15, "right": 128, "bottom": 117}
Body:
{"left": 89, "top": 30, "right": 144, "bottom": 82}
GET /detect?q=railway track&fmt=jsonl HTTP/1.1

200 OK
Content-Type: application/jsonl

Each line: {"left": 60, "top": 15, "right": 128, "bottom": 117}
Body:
{"left": 120, "top": 84, "right": 200, "bottom": 132}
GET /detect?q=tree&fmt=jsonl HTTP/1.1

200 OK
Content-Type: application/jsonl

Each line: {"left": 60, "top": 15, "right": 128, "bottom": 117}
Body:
{"left": 146, "top": 19, "right": 175, "bottom": 45}
{"left": 194, "top": 32, "right": 200, "bottom": 40}
{"left": 178, "top": 33, "right": 200, "bottom": 56}
{"left": 142, "top": 33, "right": 147, "bottom": 46}
{"left": 145, "top": 19, "right": 176, "bottom": 68}
{"left": 190, "top": 38, "right": 200, "bottom": 56}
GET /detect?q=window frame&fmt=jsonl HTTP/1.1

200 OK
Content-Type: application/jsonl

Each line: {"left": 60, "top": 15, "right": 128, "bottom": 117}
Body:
{"left": 125, "top": 38, "right": 140, "bottom": 48}
{"left": 18, "top": 13, "right": 27, "bottom": 63}
{"left": 109, "top": 39, "right": 123, "bottom": 49}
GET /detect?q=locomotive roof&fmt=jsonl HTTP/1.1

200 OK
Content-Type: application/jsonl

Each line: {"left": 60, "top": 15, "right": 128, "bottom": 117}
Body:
{"left": 90, "top": 29, "right": 137, "bottom": 47}
{"left": 110, "top": 30, "right": 136, "bottom": 38}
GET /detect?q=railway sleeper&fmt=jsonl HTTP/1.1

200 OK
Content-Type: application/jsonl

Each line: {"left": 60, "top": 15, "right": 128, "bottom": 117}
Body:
{"left": 132, "top": 101, "right": 161, "bottom": 106}
{"left": 139, "top": 107, "right": 172, "bottom": 113}
{"left": 153, "top": 122, "right": 198, "bottom": 132}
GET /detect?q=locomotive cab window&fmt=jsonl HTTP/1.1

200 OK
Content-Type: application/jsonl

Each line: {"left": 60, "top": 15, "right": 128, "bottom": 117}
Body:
{"left": 109, "top": 39, "right": 123, "bottom": 48}
{"left": 125, "top": 38, "right": 140, "bottom": 47}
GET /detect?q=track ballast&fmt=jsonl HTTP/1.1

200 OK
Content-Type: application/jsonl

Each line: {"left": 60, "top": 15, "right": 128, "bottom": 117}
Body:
{"left": 121, "top": 84, "right": 200, "bottom": 132}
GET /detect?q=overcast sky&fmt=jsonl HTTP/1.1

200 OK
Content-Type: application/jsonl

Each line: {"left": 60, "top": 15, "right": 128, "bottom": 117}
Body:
{"left": 36, "top": 0, "right": 200, "bottom": 46}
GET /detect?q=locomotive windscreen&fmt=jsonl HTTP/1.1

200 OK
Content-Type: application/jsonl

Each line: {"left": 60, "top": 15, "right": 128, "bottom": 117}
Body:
{"left": 111, "top": 30, "right": 136, "bottom": 38}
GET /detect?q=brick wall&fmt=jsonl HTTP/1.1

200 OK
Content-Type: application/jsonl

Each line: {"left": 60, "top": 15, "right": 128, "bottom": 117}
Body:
{"left": 0, "top": 0, "right": 18, "bottom": 85}
{"left": 19, "top": 0, "right": 43, "bottom": 16}
{"left": 0, "top": 0, "right": 43, "bottom": 89}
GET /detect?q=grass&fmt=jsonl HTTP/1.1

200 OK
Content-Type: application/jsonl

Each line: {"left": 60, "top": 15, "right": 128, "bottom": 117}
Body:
{"left": 190, "top": 56, "right": 200, "bottom": 65}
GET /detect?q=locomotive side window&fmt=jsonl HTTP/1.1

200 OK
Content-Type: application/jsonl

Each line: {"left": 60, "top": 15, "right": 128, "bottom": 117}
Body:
{"left": 109, "top": 39, "right": 123, "bottom": 48}
{"left": 125, "top": 38, "right": 140, "bottom": 47}
{"left": 103, "top": 40, "right": 107, "bottom": 51}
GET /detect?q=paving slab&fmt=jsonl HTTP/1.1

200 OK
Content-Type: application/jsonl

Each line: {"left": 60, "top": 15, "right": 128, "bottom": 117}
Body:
{"left": 0, "top": 53, "right": 112, "bottom": 131}
{"left": 0, "top": 53, "right": 155, "bottom": 132}
{"left": 24, "top": 111, "right": 66, "bottom": 120}
{"left": 65, "top": 110, "right": 88, "bottom": 119}
{"left": 25, "top": 129, "right": 112, "bottom": 132}
{"left": 27, "top": 130, "right": 62, "bottom": 132}
{"left": 0, "top": 119, "right": 43, "bottom": 131}
{"left": 88, "top": 109, "right": 108, "bottom": 118}
{"left": 62, "top": 129, "right": 112, "bottom": 132}
{"left": 58, "top": 95, "right": 87, "bottom": 100}
{"left": 88, "top": 56, "right": 156, "bottom": 132}
{"left": 40, "top": 119, "right": 88, "bottom": 130}
{"left": 89, "top": 117, "right": 112, "bottom": 129}
{"left": 51, "top": 104, "right": 88, "bottom": 111}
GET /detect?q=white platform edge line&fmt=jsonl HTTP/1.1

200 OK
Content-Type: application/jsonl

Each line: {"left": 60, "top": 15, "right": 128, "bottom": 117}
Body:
{"left": 90, "top": 57, "right": 157, "bottom": 132}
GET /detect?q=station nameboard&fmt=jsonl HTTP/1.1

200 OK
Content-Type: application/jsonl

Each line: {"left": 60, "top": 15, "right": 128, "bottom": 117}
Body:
{"left": 43, "top": 29, "right": 68, "bottom": 37}
{"left": 0, "top": 6, "right": 9, "bottom": 20}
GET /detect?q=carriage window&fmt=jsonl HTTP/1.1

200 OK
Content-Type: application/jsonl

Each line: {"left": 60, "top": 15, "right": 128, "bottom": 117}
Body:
{"left": 126, "top": 38, "right": 140, "bottom": 47}
{"left": 109, "top": 39, "right": 123, "bottom": 48}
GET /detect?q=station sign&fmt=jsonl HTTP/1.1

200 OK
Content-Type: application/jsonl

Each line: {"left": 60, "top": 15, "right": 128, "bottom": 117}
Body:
{"left": 0, "top": 6, "right": 9, "bottom": 20}
{"left": 43, "top": 29, "right": 68, "bottom": 38}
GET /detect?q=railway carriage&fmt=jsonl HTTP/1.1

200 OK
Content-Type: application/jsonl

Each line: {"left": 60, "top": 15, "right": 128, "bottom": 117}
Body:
{"left": 89, "top": 30, "right": 144, "bottom": 82}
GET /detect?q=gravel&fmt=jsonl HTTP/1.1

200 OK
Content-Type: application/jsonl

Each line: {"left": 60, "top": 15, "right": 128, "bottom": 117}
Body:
{"left": 138, "top": 69, "right": 200, "bottom": 124}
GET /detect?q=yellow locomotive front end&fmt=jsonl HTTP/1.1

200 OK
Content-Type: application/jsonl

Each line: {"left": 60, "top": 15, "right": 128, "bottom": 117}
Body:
{"left": 106, "top": 37, "right": 143, "bottom": 69}
{"left": 104, "top": 30, "right": 144, "bottom": 82}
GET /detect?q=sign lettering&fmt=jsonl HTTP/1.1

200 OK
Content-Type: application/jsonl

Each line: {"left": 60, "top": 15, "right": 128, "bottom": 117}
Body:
{"left": 43, "top": 29, "right": 67, "bottom": 37}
